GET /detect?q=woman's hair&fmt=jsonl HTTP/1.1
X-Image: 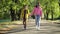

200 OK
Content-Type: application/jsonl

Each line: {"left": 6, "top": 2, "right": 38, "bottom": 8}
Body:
{"left": 35, "top": 2, "right": 40, "bottom": 7}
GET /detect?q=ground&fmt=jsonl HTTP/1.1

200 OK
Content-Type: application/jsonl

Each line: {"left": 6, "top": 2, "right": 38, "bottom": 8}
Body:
{"left": 0, "top": 19, "right": 60, "bottom": 34}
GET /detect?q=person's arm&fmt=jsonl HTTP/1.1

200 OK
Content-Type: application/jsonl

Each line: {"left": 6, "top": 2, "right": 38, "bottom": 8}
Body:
{"left": 30, "top": 7, "right": 35, "bottom": 16}
{"left": 40, "top": 8, "right": 42, "bottom": 17}
{"left": 28, "top": 10, "right": 30, "bottom": 15}
{"left": 27, "top": 9, "right": 30, "bottom": 17}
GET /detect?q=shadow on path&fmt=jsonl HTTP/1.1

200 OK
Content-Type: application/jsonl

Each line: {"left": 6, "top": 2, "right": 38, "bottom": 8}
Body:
{"left": 6, "top": 29, "right": 25, "bottom": 34}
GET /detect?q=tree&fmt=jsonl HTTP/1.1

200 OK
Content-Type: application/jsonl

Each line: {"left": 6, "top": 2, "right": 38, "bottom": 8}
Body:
{"left": 0, "top": 0, "right": 60, "bottom": 20}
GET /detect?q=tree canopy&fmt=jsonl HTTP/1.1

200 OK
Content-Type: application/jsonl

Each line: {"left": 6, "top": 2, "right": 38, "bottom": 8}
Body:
{"left": 0, "top": 0, "right": 60, "bottom": 20}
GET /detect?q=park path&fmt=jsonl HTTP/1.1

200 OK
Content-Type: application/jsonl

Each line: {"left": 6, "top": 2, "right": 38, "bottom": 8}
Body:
{"left": 7, "top": 20, "right": 60, "bottom": 34}
{"left": 0, "top": 19, "right": 60, "bottom": 34}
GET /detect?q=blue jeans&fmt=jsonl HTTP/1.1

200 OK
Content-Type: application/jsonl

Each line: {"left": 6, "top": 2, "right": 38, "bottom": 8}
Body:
{"left": 35, "top": 15, "right": 40, "bottom": 28}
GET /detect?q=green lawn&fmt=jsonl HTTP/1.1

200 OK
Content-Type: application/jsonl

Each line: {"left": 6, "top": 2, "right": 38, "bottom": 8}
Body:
{"left": 0, "top": 19, "right": 11, "bottom": 22}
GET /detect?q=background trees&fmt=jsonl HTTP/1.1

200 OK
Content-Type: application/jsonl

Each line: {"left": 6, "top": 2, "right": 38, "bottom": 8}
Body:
{"left": 0, "top": 0, "right": 60, "bottom": 20}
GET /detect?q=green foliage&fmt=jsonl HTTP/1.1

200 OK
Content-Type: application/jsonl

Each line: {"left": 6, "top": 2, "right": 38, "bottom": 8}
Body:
{"left": 0, "top": 0, "right": 60, "bottom": 19}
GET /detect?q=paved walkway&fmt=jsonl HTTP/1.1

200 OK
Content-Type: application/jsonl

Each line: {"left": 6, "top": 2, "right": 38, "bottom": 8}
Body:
{"left": 0, "top": 19, "right": 60, "bottom": 34}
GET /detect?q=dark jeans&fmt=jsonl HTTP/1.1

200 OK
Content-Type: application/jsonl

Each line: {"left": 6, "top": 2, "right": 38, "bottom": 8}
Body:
{"left": 23, "top": 17, "right": 26, "bottom": 29}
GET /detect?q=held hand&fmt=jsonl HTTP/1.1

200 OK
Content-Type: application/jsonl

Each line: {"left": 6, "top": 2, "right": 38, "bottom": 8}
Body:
{"left": 29, "top": 13, "right": 31, "bottom": 16}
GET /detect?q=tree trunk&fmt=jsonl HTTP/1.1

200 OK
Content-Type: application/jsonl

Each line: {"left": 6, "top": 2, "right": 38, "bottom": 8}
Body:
{"left": 10, "top": 7, "right": 16, "bottom": 21}
{"left": 46, "top": 11, "right": 49, "bottom": 20}
{"left": 51, "top": 10, "right": 53, "bottom": 20}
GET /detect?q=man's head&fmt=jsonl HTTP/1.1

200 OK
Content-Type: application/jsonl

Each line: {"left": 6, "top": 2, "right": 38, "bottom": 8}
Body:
{"left": 23, "top": 5, "right": 28, "bottom": 9}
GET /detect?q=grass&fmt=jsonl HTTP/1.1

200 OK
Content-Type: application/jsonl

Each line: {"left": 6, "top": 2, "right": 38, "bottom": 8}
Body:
{"left": 0, "top": 19, "right": 22, "bottom": 30}
{"left": 0, "top": 19, "right": 11, "bottom": 22}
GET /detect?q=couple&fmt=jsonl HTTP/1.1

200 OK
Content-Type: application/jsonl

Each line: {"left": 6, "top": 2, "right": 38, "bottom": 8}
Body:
{"left": 21, "top": 3, "right": 42, "bottom": 30}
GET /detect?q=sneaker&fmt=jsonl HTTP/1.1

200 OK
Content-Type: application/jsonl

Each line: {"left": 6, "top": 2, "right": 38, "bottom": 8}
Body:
{"left": 36, "top": 26, "right": 38, "bottom": 29}
{"left": 37, "top": 27, "right": 40, "bottom": 30}
{"left": 24, "top": 28, "right": 26, "bottom": 30}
